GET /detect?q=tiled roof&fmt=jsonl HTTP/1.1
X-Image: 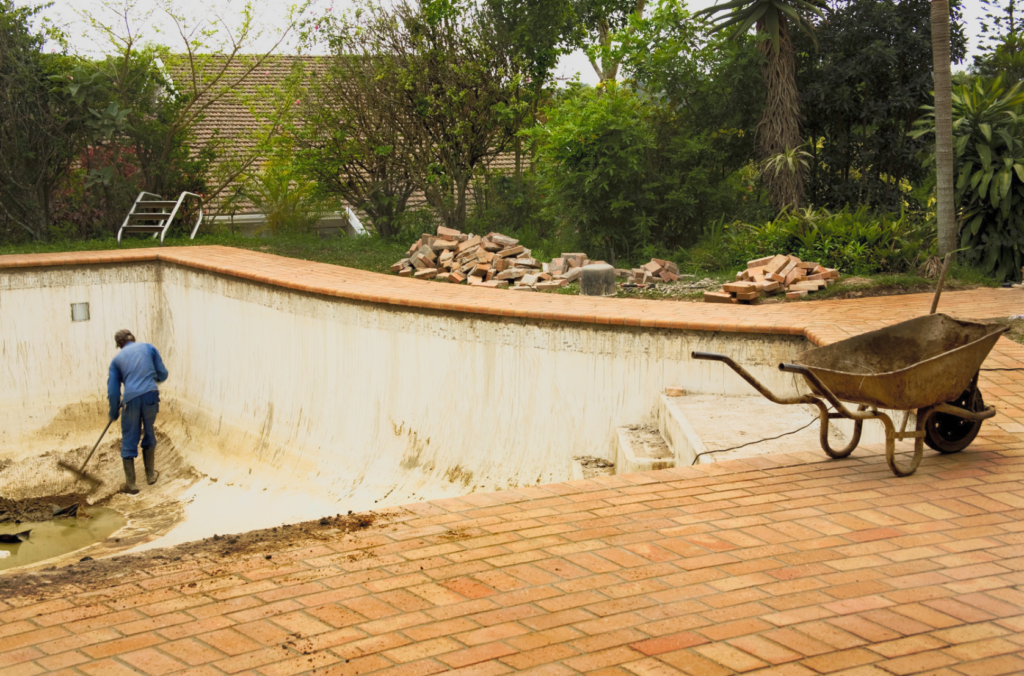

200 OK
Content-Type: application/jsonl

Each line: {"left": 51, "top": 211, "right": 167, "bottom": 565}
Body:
{"left": 167, "top": 54, "right": 522, "bottom": 219}
{"left": 165, "top": 55, "right": 328, "bottom": 215}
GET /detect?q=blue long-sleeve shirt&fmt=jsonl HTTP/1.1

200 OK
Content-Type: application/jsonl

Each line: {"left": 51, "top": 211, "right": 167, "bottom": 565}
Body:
{"left": 108, "top": 342, "right": 168, "bottom": 417}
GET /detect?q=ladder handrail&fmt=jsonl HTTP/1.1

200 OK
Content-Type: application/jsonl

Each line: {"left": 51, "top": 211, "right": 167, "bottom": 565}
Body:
{"left": 160, "top": 192, "right": 204, "bottom": 243}
{"left": 118, "top": 192, "right": 157, "bottom": 244}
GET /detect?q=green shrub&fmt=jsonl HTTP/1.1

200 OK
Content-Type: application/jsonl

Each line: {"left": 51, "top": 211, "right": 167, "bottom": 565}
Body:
{"left": 230, "top": 160, "right": 331, "bottom": 236}
{"left": 720, "top": 206, "right": 935, "bottom": 274}
{"left": 465, "top": 170, "right": 556, "bottom": 245}
{"left": 915, "top": 76, "right": 1024, "bottom": 282}
{"left": 529, "top": 83, "right": 752, "bottom": 265}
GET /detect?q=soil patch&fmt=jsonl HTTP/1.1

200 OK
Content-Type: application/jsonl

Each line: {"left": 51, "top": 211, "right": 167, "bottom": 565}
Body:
{"left": 623, "top": 424, "right": 672, "bottom": 460}
{"left": 0, "top": 509, "right": 390, "bottom": 599}
{"left": 0, "top": 495, "right": 88, "bottom": 523}
{"left": 574, "top": 455, "right": 615, "bottom": 479}
{"left": 570, "top": 277, "right": 989, "bottom": 304}
{"left": 988, "top": 316, "right": 1024, "bottom": 345}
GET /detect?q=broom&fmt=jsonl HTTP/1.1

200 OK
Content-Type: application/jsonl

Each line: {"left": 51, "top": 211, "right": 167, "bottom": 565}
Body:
{"left": 57, "top": 407, "right": 121, "bottom": 491}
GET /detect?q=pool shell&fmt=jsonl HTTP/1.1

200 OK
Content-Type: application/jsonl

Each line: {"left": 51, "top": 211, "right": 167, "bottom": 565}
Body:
{"left": 1, "top": 247, "right": 822, "bottom": 566}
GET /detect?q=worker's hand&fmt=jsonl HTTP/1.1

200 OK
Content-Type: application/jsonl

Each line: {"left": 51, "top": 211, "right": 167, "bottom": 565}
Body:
{"left": 109, "top": 410, "right": 120, "bottom": 422}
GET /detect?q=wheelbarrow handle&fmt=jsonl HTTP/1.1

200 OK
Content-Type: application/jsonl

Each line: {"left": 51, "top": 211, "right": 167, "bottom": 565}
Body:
{"left": 692, "top": 351, "right": 730, "bottom": 362}
{"left": 779, "top": 363, "right": 878, "bottom": 422}
{"left": 692, "top": 352, "right": 821, "bottom": 407}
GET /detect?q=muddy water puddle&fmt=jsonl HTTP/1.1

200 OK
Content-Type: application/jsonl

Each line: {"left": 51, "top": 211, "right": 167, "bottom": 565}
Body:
{"left": 0, "top": 508, "right": 125, "bottom": 571}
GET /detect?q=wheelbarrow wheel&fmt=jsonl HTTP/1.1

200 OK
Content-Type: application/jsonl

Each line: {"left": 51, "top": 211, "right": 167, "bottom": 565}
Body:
{"left": 922, "top": 385, "right": 984, "bottom": 454}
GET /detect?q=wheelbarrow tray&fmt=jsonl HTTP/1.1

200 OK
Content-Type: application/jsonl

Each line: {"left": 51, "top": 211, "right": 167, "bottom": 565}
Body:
{"left": 793, "top": 313, "right": 1008, "bottom": 411}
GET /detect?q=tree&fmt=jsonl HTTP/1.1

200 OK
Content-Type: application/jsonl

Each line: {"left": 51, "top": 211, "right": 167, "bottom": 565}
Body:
{"left": 81, "top": 0, "right": 302, "bottom": 216}
{"left": 484, "top": 0, "right": 578, "bottom": 179}
{"left": 618, "top": 0, "right": 763, "bottom": 174}
{"left": 698, "top": 0, "right": 824, "bottom": 212}
{"left": 914, "top": 77, "right": 1024, "bottom": 280}
{"left": 531, "top": 84, "right": 659, "bottom": 264}
{"left": 485, "top": 0, "right": 578, "bottom": 85}
{"left": 574, "top": 0, "right": 647, "bottom": 82}
{"left": 290, "top": 55, "right": 420, "bottom": 240}
{"left": 0, "top": 1, "right": 88, "bottom": 241}
{"left": 974, "top": 0, "right": 1024, "bottom": 83}
{"left": 310, "top": 0, "right": 532, "bottom": 232}
{"left": 796, "top": 0, "right": 966, "bottom": 211}
{"left": 531, "top": 4, "right": 764, "bottom": 263}
{"left": 932, "top": 0, "right": 956, "bottom": 256}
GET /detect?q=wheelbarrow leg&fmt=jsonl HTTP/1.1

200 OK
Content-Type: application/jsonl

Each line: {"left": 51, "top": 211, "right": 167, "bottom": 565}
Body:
{"left": 879, "top": 409, "right": 927, "bottom": 477}
{"left": 817, "top": 406, "right": 867, "bottom": 459}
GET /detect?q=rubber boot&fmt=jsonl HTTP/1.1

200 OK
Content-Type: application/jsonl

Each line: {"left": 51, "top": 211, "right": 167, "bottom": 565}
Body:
{"left": 122, "top": 458, "right": 140, "bottom": 495}
{"left": 142, "top": 446, "right": 159, "bottom": 485}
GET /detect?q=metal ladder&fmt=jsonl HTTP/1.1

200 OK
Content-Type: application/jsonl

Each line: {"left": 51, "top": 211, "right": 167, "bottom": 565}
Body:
{"left": 117, "top": 191, "right": 204, "bottom": 244}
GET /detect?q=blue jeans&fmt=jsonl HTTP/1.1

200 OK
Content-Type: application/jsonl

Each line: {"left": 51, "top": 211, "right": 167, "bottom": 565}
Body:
{"left": 121, "top": 390, "right": 159, "bottom": 459}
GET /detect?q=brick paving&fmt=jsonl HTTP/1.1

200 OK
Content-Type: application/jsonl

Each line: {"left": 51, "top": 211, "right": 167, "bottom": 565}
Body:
{"left": 2, "top": 247, "right": 1024, "bottom": 675}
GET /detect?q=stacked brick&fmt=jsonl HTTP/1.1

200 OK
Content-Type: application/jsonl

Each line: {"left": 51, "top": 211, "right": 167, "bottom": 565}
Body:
{"left": 624, "top": 259, "right": 680, "bottom": 286}
{"left": 390, "top": 228, "right": 591, "bottom": 291}
{"left": 704, "top": 254, "right": 840, "bottom": 304}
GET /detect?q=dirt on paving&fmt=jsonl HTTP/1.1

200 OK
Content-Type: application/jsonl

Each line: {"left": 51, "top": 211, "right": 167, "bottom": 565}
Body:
{"left": 0, "top": 509, "right": 391, "bottom": 600}
{"left": 986, "top": 316, "right": 1024, "bottom": 345}
{"left": 591, "top": 275, "right": 989, "bottom": 304}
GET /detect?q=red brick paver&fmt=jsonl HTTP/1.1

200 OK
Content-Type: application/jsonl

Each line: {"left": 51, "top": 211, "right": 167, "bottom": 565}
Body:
{"left": 3, "top": 449, "right": 1023, "bottom": 675}
{"left": 2, "top": 247, "right": 1024, "bottom": 674}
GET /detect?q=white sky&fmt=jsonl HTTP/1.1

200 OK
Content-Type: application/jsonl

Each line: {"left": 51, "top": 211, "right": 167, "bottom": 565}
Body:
{"left": 34, "top": 0, "right": 989, "bottom": 86}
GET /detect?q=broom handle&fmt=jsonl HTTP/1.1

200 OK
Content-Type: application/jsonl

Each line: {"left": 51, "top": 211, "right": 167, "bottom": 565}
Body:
{"left": 76, "top": 414, "right": 117, "bottom": 474}
{"left": 930, "top": 252, "right": 953, "bottom": 315}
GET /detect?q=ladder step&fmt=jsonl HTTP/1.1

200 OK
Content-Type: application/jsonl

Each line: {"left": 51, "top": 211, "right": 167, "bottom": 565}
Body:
{"left": 135, "top": 200, "right": 179, "bottom": 208}
{"left": 128, "top": 214, "right": 171, "bottom": 223}
{"left": 121, "top": 225, "right": 166, "bottom": 233}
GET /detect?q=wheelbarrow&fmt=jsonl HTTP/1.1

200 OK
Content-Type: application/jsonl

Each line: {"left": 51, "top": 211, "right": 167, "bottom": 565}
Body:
{"left": 692, "top": 255, "right": 1011, "bottom": 477}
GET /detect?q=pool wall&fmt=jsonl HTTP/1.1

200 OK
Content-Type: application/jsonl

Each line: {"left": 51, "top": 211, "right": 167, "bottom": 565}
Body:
{"left": 2, "top": 260, "right": 810, "bottom": 508}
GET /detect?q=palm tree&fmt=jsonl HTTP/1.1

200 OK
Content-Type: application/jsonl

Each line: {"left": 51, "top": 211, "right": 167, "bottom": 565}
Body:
{"left": 931, "top": 0, "right": 957, "bottom": 257}
{"left": 698, "top": 0, "right": 824, "bottom": 212}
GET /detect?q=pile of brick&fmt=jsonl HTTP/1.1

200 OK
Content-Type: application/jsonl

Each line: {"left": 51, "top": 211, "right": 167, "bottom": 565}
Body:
{"left": 390, "top": 228, "right": 591, "bottom": 291}
{"left": 623, "top": 259, "right": 681, "bottom": 287}
{"left": 704, "top": 254, "right": 840, "bottom": 304}
{"left": 518, "top": 253, "right": 590, "bottom": 291}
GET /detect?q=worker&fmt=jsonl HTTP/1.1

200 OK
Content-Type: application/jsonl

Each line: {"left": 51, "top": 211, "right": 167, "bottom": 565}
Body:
{"left": 108, "top": 329, "right": 168, "bottom": 494}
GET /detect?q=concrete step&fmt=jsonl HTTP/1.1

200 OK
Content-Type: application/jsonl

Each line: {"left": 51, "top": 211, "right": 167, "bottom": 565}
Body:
{"left": 613, "top": 424, "right": 676, "bottom": 474}
{"left": 657, "top": 393, "right": 704, "bottom": 467}
{"left": 656, "top": 392, "right": 874, "bottom": 466}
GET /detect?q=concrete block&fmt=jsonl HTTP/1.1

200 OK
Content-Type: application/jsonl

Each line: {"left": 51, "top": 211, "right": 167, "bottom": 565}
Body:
{"left": 580, "top": 263, "right": 616, "bottom": 296}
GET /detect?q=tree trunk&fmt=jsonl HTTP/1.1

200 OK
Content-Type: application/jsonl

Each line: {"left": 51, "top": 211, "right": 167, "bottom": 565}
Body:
{"left": 455, "top": 174, "right": 470, "bottom": 232}
{"left": 756, "top": 16, "right": 804, "bottom": 212}
{"left": 931, "top": 0, "right": 956, "bottom": 257}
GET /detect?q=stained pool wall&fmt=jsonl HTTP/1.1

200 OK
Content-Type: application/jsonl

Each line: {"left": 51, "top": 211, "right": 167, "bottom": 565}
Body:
{"left": 1, "top": 261, "right": 811, "bottom": 510}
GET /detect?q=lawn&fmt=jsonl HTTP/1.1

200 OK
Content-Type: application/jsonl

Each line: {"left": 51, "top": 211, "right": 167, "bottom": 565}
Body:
{"left": 0, "top": 233, "right": 409, "bottom": 276}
